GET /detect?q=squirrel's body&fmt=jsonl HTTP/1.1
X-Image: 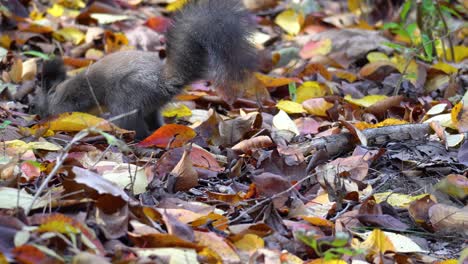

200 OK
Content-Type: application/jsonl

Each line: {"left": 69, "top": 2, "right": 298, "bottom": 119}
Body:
{"left": 33, "top": 0, "right": 257, "bottom": 139}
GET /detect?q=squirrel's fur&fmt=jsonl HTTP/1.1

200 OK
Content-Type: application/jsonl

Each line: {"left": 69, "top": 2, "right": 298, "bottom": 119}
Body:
{"left": 32, "top": 0, "right": 257, "bottom": 139}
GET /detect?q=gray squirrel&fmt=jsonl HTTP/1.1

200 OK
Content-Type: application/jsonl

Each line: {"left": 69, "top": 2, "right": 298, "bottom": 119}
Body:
{"left": 32, "top": 0, "right": 257, "bottom": 139}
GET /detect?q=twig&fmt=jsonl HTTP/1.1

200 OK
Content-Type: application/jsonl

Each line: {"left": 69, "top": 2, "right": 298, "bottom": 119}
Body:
{"left": 226, "top": 172, "right": 316, "bottom": 225}
{"left": 26, "top": 130, "right": 89, "bottom": 215}
{"left": 435, "top": 1, "right": 455, "bottom": 62}
{"left": 84, "top": 63, "right": 104, "bottom": 116}
{"left": 330, "top": 202, "right": 353, "bottom": 221}
{"left": 25, "top": 109, "right": 139, "bottom": 215}
{"left": 393, "top": 51, "right": 414, "bottom": 96}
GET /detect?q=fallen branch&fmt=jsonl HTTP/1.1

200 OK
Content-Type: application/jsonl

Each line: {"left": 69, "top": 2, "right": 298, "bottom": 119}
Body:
{"left": 296, "top": 123, "right": 431, "bottom": 157}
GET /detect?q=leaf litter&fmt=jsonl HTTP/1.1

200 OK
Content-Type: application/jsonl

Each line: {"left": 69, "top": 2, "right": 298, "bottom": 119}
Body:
{"left": 0, "top": 0, "right": 467, "bottom": 263}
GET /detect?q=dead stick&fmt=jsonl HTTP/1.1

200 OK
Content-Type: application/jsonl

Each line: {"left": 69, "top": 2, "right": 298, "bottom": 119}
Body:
{"left": 296, "top": 123, "right": 431, "bottom": 157}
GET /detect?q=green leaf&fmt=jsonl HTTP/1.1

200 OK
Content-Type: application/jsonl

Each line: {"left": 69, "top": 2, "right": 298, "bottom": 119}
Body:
{"left": 421, "top": 33, "right": 433, "bottom": 61}
{"left": 383, "top": 41, "right": 407, "bottom": 52}
{"left": 22, "top": 50, "right": 50, "bottom": 60}
{"left": 422, "top": 0, "right": 436, "bottom": 13}
{"left": 395, "top": 28, "right": 410, "bottom": 40}
{"left": 405, "top": 22, "right": 418, "bottom": 41}
{"left": 382, "top": 22, "right": 400, "bottom": 30}
{"left": 400, "top": 0, "right": 412, "bottom": 21}
{"left": 288, "top": 82, "right": 297, "bottom": 102}
{"left": 0, "top": 120, "right": 11, "bottom": 130}
{"left": 440, "top": 5, "right": 461, "bottom": 18}
{"left": 405, "top": 72, "right": 417, "bottom": 79}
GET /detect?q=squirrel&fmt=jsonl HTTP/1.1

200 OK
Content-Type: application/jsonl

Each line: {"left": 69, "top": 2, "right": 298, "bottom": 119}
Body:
{"left": 31, "top": 0, "right": 257, "bottom": 139}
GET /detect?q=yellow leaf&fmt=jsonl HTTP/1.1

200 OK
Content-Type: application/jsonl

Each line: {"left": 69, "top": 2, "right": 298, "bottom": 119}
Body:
{"left": 437, "top": 45, "right": 468, "bottom": 63}
{"left": 367, "top": 52, "right": 390, "bottom": 62}
{"left": 276, "top": 100, "right": 306, "bottom": 114}
{"left": 296, "top": 81, "right": 328, "bottom": 103}
{"left": 57, "top": 0, "right": 85, "bottom": 9}
{"left": 47, "top": 4, "right": 65, "bottom": 17}
{"left": 29, "top": 6, "right": 45, "bottom": 20}
{"left": 331, "top": 69, "right": 357, "bottom": 83}
{"left": 348, "top": 0, "right": 361, "bottom": 13}
{"left": 0, "top": 35, "right": 12, "bottom": 49}
{"left": 436, "top": 260, "right": 458, "bottom": 264}
{"left": 359, "top": 229, "right": 395, "bottom": 254}
{"left": 162, "top": 103, "right": 192, "bottom": 118}
{"left": 275, "top": 9, "right": 303, "bottom": 35}
{"left": 451, "top": 101, "right": 468, "bottom": 133}
{"left": 53, "top": 27, "right": 85, "bottom": 45}
{"left": 166, "top": 0, "right": 189, "bottom": 12}
{"left": 374, "top": 192, "right": 429, "bottom": 208}
{"left": 31, "top": 112, "right": 127, "bottom": 133}
{"left": 344, "top": 94, "right": 388, "bottom": 107}
{"left": 355, "top": 118, "right": 408, "bottom": 130}
{"left": 5, "top": 140, "right": 62, "bottom": 153}
{"left": 431, "top": 62, "right": 458, "bottom": 74}
{"left": 234, "top": 234, "right": 264, "bottom": 252}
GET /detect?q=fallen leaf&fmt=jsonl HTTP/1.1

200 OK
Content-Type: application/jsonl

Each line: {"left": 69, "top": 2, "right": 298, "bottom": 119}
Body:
{"left": 231, "top": 135, "right": 274, "bottom": 154}
{"left": 273, "top": 110, "right": 300, "bottom": 135}
{"left": 138, "top": 124, "right": 196, "bottom": 148}
{"left": 172, "top": 147, "right": 198, "bottom": 192}
{"left": 296, "top": 81, "right": 329, "bottom": 103}
{"left": 300, "top": 39, "right": 332, "bottom": 59}
{"left": 344, "top": 94, "right": 388, "bottom": 107}
{"left": 302, "top": 98, "right": 333, "bottom": 117}
{"left": 275, "top": 9, "right": 303, "bottom": 35}
{"left": 276, "top": 100, "right": 306, "bottom": 114}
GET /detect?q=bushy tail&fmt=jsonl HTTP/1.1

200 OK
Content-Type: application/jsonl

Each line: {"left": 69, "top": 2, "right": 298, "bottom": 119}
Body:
{"left": 165, "top": 0, "right": 257, "bottom": 89}
{"left": 41, "top": 58, "right": 66, "bottom": 92}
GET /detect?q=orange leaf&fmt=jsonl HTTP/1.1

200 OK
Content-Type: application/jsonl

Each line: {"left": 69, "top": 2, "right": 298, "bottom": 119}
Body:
{"left": 359, "top": 61, "right": 399, "bottom": 81}
{"left": 255, "top": 73, "right": 297, "bottom": 88}
{"left": 13, "top": 245, "right": 47, "bottom": 264}
{"left": 195, "top": 231, "right": 241, "bottom": 262}
{"left": 18, "top": 22, "right": 54, "bottom": 33}
{"left": 63, "top": 56, "right": 94, "bottom": 68}
{"left": 145, "top": 16, "right": 170, "bottom": 33}
{"left": 191, "top": 212, "right": 229, "bottom": 231}
{"left": 138, "top": 124, "right": 196, "bottom": 148}
{"left": 190, "top": 146, "right": 224, "bottom": 172}
{"left": 231, "top": 135, "right": 274, "bottom": 154}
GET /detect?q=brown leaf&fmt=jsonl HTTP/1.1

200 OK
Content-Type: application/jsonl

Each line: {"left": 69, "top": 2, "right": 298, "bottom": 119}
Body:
{"left": 366, "top": 95, "right": 404, "bottom": 120}
{"left": 252, "top": 172, "right": 292, "bottom": 208}
{"left": 171, "top": 147, "right": 198, "bottom": 192}
{"left": 408, "top": 195, "right": 437, "bottom": 231}
{"left": 429, "top": 203, "right": 468, "bottom": 235}
{"left": 161, "top": 210, "right": 195, "bottom": 242}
